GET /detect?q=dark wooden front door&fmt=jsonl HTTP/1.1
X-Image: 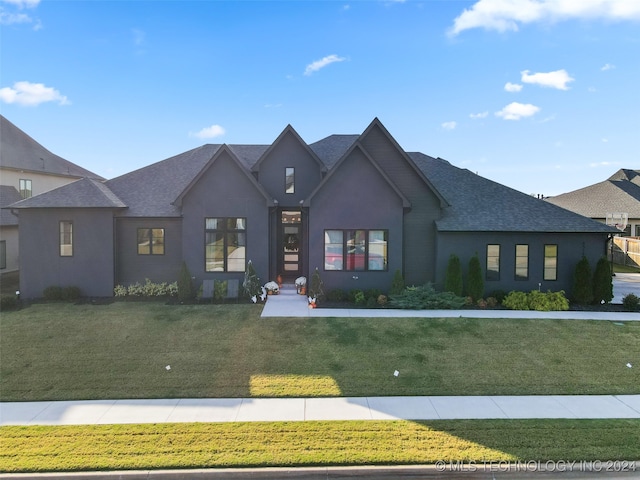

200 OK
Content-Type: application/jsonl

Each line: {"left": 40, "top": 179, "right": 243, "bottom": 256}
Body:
{"left": 279, "top": 210, "right": 302, "bottom": 278}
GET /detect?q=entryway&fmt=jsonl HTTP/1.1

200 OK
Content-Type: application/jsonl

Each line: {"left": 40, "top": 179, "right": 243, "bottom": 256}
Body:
{"left": 279, "top": 210, "right": 302, "bottom": 279}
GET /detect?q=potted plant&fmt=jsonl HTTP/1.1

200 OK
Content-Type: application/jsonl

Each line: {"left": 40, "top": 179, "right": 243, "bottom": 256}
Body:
{"left": 295, "top": 276, "right": 307, "bottom": 295}
{"left": 264, "top": 281, "right": 279, "bottom": 295}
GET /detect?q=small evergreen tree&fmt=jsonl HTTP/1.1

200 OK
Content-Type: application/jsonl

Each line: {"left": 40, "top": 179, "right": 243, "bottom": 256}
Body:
{"left": 592, "top": 256, "right": 613, "bottom": 304}
{"left": 242, "top": 260, "right": 261, "bottom": 300}
{"left": 177, "top": 261, "right": 195, "bottom": 302}
{"left": 466, "top": 253, "right": 484, "bottom": 302}
{"left": 309, "top": 268, "right": 325, "bottom": 300}
{"left": 444, "top": 254, "right": 463, "bottom": 296}
{"left": 389, "top": 269, "right": 405, "bottom": 295}
{"left": 573, "top": 256, "right": 593, "bottom": 304}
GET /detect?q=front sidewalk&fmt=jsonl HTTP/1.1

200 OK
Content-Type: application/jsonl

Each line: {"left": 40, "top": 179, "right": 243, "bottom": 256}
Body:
{"left": 3, "top": 394, "right": 640, "bottom": 426}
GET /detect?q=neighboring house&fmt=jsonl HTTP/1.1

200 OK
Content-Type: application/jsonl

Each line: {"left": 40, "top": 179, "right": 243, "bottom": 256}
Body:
{"left": 0, "top": 115, "right": 103, "bottom": 274}
{"left": 546, "top": 169, "right": 640, "bottom": 236}
{"left": 8, "top": 118, "right": 617, "bottom": 299}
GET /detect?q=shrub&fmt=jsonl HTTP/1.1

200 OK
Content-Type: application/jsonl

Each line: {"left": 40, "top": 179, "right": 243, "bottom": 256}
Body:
{"left": 364, "top": 288, "right": 382, "bottom": 301}
{"left": 389, "top": 269, "right": 405, "bottom": 296}
{"left": 502, "top": 291, "right": 529, "bottom": 310}
{"left": 366, "top": 296, "right": 377, "bottom": 308}
{"left": 486, "top": 296, "right": 498, "bottom": 308}
{"left": 242, "top": 260, "right": 261, "bottom": 300}
{"left": 214, "top": 280, "right": 228, "bottom": 301}
{"left": 348, "top": 289, "right": 363, "bottom": 303}
{"left": 489, "top": 289, "right": 507, "bottom": 304}
{"left": 354, "top": 291, "right": 366, "bottom": 305}
{"left": 114, "top": 285, "right": 128, "bottom": 297}
{"left": 466, "top": 253, "right": 484, "bottom": 302}
{"left": 177, "top": 262, "right": 195, "bottom": 302}
{"left": 43, "top": 286, "right": 64, "bottom": 301}
{"left": 546, "top": 290, "right": 570, "bottom": 311}
{"left": 377, "top": 294, "right": 388, "bottom": 306}
{"left": 62, "top": 286, "right": 81, "bottom": 301}
{"left": 308, "top": 268, "right": 324, "bottom": 300}
{"left": 389, "top": 283, "right": 466, "bottom": 310}
{"left": 0, "top": 295, "right": 18, "bottom": 311}
{"left": 592, "top": 256, "right": 613, "bottom": 305}
{"left": 573, "top": 256, "right": 593, "bottom": 304}
{"left": 327, "top": 289, "right": 346, "bottom": 302}
{"left": 444, "top": 254, "right": 463, "bottom": 296}
{"left": 623, "top": 293, "right": 640, "bottom": 312}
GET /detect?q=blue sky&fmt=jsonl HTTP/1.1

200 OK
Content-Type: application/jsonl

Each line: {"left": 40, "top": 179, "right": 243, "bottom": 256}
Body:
{"left": 1, "top": 0, "right": 639, "bottom": 196}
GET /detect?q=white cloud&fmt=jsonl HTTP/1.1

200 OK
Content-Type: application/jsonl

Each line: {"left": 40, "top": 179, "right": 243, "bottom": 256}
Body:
{"left": 469, "top": 111, "right": 488, "bottom": 119}
{"left": 2, "top": 0, "right": 40, "bottom": 7}
{"left": 504, "top": 82, "right": 523, "bottom": 92}
{"left": 521, "top": 69, "right": 574, "bottom": 90}
{"left": 495, "top": 102, "right": 540, "bottom": 120}
{"left": 189, "top": 124, "right": 226, "bottom": 139}
{"left": 304, "top": 54, "right": 346, "bottom": 76}
{"left": 449, "top": 0, "right": 640, "bottom": 36}
{"left": 441, "top": 121, "right": 457, "bottom": 130}
{"left": 0, "top": 0, "right": 40, "bottom": 27}
{"left": 601, "top": 63, "right": 616, "bottom": 71}
{"left": 0, "top": 81, "right": 69, "bottom": 106}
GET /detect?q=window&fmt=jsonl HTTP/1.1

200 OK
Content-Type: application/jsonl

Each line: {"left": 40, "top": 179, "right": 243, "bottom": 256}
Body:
{"left": 0, "top": 240, "right": 6, "bottom": 269}
{"left": 324, "top": 229, "right": 388, "bottom": 271}
{"left": 59, "top": 221, "right": 73, "bottom": 256}
{"left": 19, "top": 179, "right": 32, "bottom": 199}
{"left": 285, "top": 167, "right": 295, "bottom": 194}
{"left": 137, "top": 228, "right": 165, "bottom": 255}
{"left": 544, "top": 244, "right": 558, "bottom": 281}
{"left": 205, "top": 218, "right": 246, "bottom": 272}
{"left": 515, "top": 244, "right": 529, "bottom": 280}
{"left": 486, "top": 244, "right": 500, "bottom": 281}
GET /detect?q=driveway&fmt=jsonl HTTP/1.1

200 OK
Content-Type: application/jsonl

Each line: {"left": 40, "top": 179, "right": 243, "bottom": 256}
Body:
{"left": 613, "top": 273, "right": 640, "bottom": 303}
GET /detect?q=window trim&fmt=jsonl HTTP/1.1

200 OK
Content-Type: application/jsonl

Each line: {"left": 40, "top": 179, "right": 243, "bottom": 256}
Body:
{"left": 59, "top": 221, "right": 73, "bottom": 257}
{"left": 204, "top": 217, "right": 246, "bottom": 273}
{"left": 324, "top": 229, "right": 388, "bottom": 272}
{"left": 137, "top": 228, "right": 165, "bottom": 255}
{"left": 515, "top": 244, "right": 529, "bottom": 281}
{"left": 486, "top": 244, "right": 500, "bottom": 281}
{"left": 543, "top": 244, "right": 558, "bottom": 281}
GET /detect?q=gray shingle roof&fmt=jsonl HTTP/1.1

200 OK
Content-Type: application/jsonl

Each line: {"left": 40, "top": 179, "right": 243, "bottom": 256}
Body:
{"left": 409, "top": 153, "right": 617, "bottom": 233}
{"left": 0, "top": 185, "right": 21, "bottom": 226}
{"left": 310, "top": 135, "right": 360, "bottom": 169}
{"left": 0, "top": 115, "right": 103, "bottom": 180}
{"left": 9, "top": 178, "right": 126, "bottom": 209}
{"left": 546, "top": 178, "right": 640, "bottom": 219}
{"left": 228, "top": 145, "right": 269, "bottom": 169}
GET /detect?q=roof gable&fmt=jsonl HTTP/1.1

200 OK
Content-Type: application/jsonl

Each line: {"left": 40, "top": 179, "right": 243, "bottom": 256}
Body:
{"left": 251, "top": 125, "right": 327, "bottom": 174}
{"left": 0, "top": 115, "right": 103, "bottom": 180}
{"left": 174, "top": 145, "right": 272, "bottom": 207}
{"left": 306, "top": 141, "right": 410, "bottom": 208}
{"left": 547, "top": 179, "right": 640, "bottom": 219}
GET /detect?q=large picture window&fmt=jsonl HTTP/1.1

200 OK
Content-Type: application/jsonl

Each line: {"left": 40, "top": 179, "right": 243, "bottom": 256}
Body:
{"left": 60, "top": 221, "right": 73, "bottom": 257}
{"left": 544, "top": 244, "right": 558, "bottom": 281}
{"left": 324, "top": 229, "right": 388, "bottom": 271}
{"left": 137, "top": 228, "right": 165, "bottom": 255}
{"left": 205, "top": 218, "right": 246, "bottom": 272}
{"left": 515, "top": 244, "right": 529, "bottom": 280}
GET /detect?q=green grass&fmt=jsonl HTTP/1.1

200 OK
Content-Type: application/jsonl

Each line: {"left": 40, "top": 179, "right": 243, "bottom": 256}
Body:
{"left": 2, "top": 420, "right": 639, "bottom": 472}
{"left": 613, "top": 263, "right": 640, "bottom": 273}
{"left": 1, "top": 302, "right": 639, "bottom": 401}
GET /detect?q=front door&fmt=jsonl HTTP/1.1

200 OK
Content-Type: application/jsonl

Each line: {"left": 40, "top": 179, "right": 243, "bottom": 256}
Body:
{"left": 280, "top": 210, "right": 302, "bottom": 278}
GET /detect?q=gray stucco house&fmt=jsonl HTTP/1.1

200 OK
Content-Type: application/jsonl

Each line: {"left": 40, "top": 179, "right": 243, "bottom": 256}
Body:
{"left": 8, "top": 118, "right": 617, "bottom": 299}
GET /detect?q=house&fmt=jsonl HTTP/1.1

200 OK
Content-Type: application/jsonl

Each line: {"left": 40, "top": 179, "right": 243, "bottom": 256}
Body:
{"left": 0, "top": 115, "right": 103, "bottom": 275}
{"left": 7, "top": 118, "right": 618, "bottom": 300}
{"left": 546, "top": 169, "right": 640, "bottom": 236}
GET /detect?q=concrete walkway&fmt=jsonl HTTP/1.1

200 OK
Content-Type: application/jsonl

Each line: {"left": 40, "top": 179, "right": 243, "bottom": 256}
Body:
{"left": 2, "top": 394, "right": 640, "bottom": 426}
{"left": 261, "top": 284, "right": 640, "bottom": 320}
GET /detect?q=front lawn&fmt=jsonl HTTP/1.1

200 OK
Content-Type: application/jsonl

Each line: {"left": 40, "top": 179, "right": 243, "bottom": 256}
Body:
{"left": 1, "top": 302, "right": 639, "bottom": 401}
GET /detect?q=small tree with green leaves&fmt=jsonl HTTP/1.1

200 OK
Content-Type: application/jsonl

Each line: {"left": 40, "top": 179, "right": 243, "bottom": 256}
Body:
{"left": 177, "top": 261, "right": 195, "bottom": 302}
{"left": 309, "top": 268, "right": 325, "bottom": 300}
{"left": 573, "top": 255, "right": 593, "bottom": 304}
{"left": 242, "top": 260, "right": 261, "bottom": 300}
{"left": 389, "top": 269, "right": 405, "bottom": 295}
{"left": 592, "top": 256, "right": 613, "bottom": 304}
{"left": 444, "top": 254, "right": 463, "bottom": 296}
{"left": 466, "top": 253, "right": 484, "bottom": 302}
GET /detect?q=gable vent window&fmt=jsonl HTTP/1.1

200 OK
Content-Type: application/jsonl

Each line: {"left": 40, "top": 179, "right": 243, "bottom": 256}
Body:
{"left": 285, "top": 167, "right": 295, "bottom": 194}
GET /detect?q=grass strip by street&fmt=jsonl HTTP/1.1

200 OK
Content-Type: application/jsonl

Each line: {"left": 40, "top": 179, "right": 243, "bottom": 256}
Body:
{"left": 1, "top": 303, "right": 639, "bottom": 401}
{"left": 1, "top": 419, "right": 639, "bottom": 473}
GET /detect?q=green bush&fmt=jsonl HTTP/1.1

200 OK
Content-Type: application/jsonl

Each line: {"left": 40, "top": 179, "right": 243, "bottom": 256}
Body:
{"left": 444, "top": 254, "right": 463, "bottom": 296}
{"left": 364, "top": 288, "right": 382, "bottom": 301}
{"left": 327, "top": 289, "right": 346, "bottom": 302}
{"left": 573, "top": 256, "right": 593, "bottom": 304}
{"left": 242, "top": 260, "right": 261, "bottom": 300}
{"left": 593, "top": 256, "right": 613, "bottom": 304}
{"left": 0, "top": 295, "right": 18, "bottom": 311}
{"left": 389, "top": 283, "right": 466, "bottom": 310}
{"left": 62, "top": 286, "right": 81, "bottom": 301}
{"left": 308, "top": 268, "right": 324, "bottom": 300}
{"left": 114, "top": 281, "right": 177, "bottom": 299}
{"left": 43, "top": 286, "right": 81, "bottom": 302}
{"left": 466, "top": 253, "right": 484, "bottom": 302}
{"left": 354, "top": 291, "right": 366, "bottom": 305}
{"left": 43, "top": 286, "right": 64, "bottom": 301}
{"left": 348, "top": 289, "right": 364, "bottom": 303}
{"left": 623, "top": 293, "right": 640, "bottom": 311}
{"left": 114, "top": 285, "right": 128, "bottom": 297}
{"left": 366, "top": 296, "right": 378, "bottom": 308}
{"left": 214, "top": 280, "right": 228, "bottom": 301}
{"left": 389, "top": 269, "right": 405, "bottom": 296}
{"left": 546, "top": 290, "right": 570, "bottom": 311}
{"left": 177, "top": 262, "right": 195, "bottom": 302}
{"left": 502, "top": 291, "right": 529, "bottom": 310}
